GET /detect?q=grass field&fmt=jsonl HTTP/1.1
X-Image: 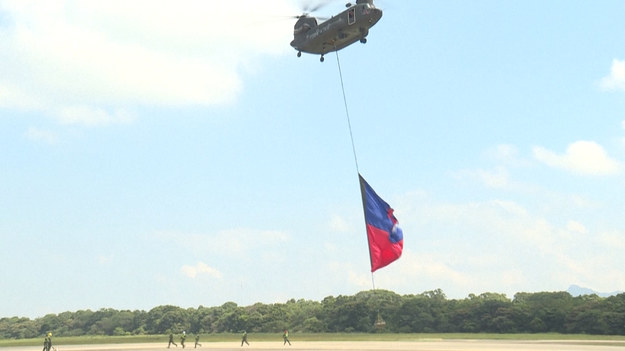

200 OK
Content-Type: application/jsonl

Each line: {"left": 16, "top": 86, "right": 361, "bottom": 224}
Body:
{"left": 3, "top": 333, "right": 625, "bottom": 348}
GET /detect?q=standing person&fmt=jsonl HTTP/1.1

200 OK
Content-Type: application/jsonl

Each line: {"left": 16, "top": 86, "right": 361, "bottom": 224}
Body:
{"left": 194, "top": 334, "right": 202, "bottom": 348}
{"left": 180, "top": 331, "right": 186, "bottom": 349}
{"left": 42, "top": 332, "right": 52, "bottom": 351}
{"left": 283, "top": 329, "right": 291, "bottom": 346}
{"left": 168, "top": 333, "right": 178, "bottom": 348}
{"left": 240, "top": 330, "right": 249, "bottom": 347}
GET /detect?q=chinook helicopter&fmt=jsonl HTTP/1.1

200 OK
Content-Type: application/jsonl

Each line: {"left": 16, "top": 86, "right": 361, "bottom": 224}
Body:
{"left": 290, "top": 0, "right": 382, "bottom": 62}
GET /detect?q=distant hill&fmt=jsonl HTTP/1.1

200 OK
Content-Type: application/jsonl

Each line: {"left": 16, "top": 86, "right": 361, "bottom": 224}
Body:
{"left": 567, "top": 284, "right": 623, "bottom": 297}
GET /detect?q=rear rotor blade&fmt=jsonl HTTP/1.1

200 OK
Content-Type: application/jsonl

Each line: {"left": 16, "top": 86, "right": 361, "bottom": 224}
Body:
{"left": 302, "top": 0, "right": 336, "bottom": 13}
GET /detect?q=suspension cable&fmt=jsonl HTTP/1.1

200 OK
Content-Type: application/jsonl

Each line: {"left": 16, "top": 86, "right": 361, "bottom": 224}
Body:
{"left": 334, "top": 49, "right": 360, "bottom": 174}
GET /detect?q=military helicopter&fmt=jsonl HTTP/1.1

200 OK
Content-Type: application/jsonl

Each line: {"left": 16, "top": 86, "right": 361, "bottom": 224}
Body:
{"left": 290, "top": 0, "right": 383, "bottom": 62}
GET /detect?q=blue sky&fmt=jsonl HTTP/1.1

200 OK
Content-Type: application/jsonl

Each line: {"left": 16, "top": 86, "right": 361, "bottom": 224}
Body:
{"left": 2, "top": 0, "right": 625, "bottom": 318}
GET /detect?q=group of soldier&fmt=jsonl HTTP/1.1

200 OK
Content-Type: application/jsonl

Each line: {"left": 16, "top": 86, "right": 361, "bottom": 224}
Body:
{"left": 42, "top": 332, "right": 53, "bottom": 351}
{"left": 168, "top": 331, "right": 201, "bottom": 348}
{"left": 241, "top": 330, "right": 291, "bottom": 347}
{"left": 43, "top": 329, "right": 292, "bottom": 350}
{"left": 167, "top": 329, "right": 291, "bottom": 351}
{"left": 169, "top": 329, "right": 292, "bottom": 348}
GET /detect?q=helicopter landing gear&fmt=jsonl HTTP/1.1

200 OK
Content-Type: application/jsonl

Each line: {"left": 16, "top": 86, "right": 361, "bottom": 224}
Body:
{"left": 297, "top": 51, "right": 301, "bottom": 57}
{"left": 320, "top": 55, "right": 325, "bottom": 62}
{"left": 360, "top": 38, "right": 367, "bottom": 44}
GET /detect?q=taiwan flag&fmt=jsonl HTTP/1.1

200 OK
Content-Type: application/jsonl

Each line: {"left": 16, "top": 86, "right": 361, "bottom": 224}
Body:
{"left": 359, "top": 174, "right": 403, "bottom": 272}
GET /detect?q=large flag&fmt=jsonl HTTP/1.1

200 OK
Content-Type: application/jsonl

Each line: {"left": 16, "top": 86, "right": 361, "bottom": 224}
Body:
{"left": 359, "top": 174, "right": 403, "bottom": 272}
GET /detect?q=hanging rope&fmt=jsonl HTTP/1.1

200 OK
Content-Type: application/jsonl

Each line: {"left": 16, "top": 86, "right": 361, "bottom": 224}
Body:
{"left": 334, "top": 49, "right": 360, "bottom": 174}
{"left": 335, "top": 48, "right": 380, "bottom": 292}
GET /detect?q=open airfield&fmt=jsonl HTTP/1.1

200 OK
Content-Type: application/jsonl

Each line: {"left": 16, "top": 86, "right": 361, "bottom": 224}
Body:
{"left": 5, "top": 340, "right": 625, "bottom": 351}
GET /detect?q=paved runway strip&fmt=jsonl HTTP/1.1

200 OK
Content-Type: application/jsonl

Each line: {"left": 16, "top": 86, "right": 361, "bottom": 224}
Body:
{"left": 4, "top": 340, "right": 625, "bottom": 351}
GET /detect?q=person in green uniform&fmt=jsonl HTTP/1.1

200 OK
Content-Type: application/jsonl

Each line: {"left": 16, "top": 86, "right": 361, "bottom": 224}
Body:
{"left": 194, "top": 334, "right": 202, "bottom": 348}
{"left": 168, "top": 333, "right": 178, "bottom": 348}
{"left": 42, "top": 332, "right": 52, "bottom": 351}
{"left": 240, "top": 330, "right": 249, "bottom": 347}
{"left": 283, "top": 329, "right": 291, "bottom": 346}
{"left": 181, "top": 331, "right": 186, "bottom": 348}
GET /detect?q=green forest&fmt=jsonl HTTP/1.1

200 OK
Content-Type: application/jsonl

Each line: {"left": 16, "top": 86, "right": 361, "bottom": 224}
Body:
{"left": 2, "top": 289, "right": 625, "bottom": 339}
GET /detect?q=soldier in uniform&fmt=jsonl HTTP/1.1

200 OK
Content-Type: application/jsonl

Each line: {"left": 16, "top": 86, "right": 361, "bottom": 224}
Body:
{"left": 240, "top": 331, "right": 249, "bottom": 347}
{"left": 168, "top": 333, "right": 178, "bottom": 348}
{"left": 283, "top": 330, "right": 291, "bottom": 346}
{"left": 42, "top": 332, "right": 52, "bottom": 351}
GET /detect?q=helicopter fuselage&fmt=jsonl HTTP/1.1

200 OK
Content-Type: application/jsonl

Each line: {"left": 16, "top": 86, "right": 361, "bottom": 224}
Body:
{"left": 291, "top": 1, "right": 382, "bottom": 59}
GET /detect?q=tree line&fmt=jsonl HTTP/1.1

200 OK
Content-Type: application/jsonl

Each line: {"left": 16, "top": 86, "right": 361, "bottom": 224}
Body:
{"left": 2, "top": 289, "right": 625, "bottom": 339}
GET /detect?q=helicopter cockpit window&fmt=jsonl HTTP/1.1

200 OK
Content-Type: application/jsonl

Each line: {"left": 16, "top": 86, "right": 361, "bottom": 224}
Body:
{"left": 296, "top": 23, "right": 311, "bottom": 34}
{"left": 294, "top": 17, "right": 316, "bottom": 36}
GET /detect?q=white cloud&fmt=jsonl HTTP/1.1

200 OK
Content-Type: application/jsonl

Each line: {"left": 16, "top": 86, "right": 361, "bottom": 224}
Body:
{"left": 492, "top": 144, "right": 518, "bottom": 159}
{"left": 0, "top": 0, "right": 298, "bottom": 124}
{"left": 533, "top": 141, "right": 622, "bottom": 175}
{"left": 181, "top": 261, "right": 221, "bottom": 279}
{"left": 455, "top": 166, "right": 511, "bottom": 189}
{"left": 561, "top": 194, "right": 598, "bottom": 210}
{"left": 155, "top": 228, "right": 291, "bottom": 258}
{"left": 477, "top": 167, "right": 509, "bottom": 188}
{"left": 619, "top": 121, "right": 625, "bottom": 149}
{"left": 0, "top": 83, "right": 43, "bottom": 110}
{"left": 493, "top": 199, "right": 528, "bottom": 216}
{"left": 57, "top": 106, "right": 134, "bottom": 127}
{"left": 347, "top": 269, "right": 372, "bottom": 289}
{"left": 600, "top": 59, "right": 625, "bottom": 92}
{"left": 500, "top": 269, "right": 527, "bottom": 286}
{"left": 97, "top": 254, "right": 114, "bottom": 265}
{"left": 258, "top": 230, "right": 290, "bottom": 242}
{"left": 371, "top": 250, "right": 473, "bottom": 296}
{"left": 599, "top": 230, "right": 625, "bottom": 250}
{"left": 329, "top": 214, "right": 353, "bottom": 233}
{"left": 485, "top": 144, "right": 529, "bottom": 167}
{"left": 24, "top": 127, "right": 59, "bottom": 144}
{"left": 384, "top": 189, "right": 625, "bottom": 297}
{"left": 566, "top": 220, "right": 587, "bottom": 235}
